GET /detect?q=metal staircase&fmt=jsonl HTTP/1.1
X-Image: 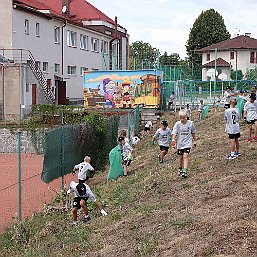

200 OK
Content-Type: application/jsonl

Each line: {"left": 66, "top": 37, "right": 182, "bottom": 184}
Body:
{"left": 27, "top": 51, "right": 56, "bottom": 104}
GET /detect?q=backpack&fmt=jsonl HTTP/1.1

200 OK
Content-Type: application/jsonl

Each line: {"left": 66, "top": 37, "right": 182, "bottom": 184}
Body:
{"left": 76, "top": 183, "right": 87, "bottom": 198}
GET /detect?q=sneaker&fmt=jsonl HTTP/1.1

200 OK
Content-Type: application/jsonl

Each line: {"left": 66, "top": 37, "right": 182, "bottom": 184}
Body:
{"left": 227, "top": 154, "right": 236, "bottom": 160}
{"left": 83, "top": 216, "right": 91, "bottom": 222}
{"left": 178, "top": 168, "right": 183, "bottom": 175}
{"left": 158, "top": 155, "right": 163, "bottom": 163}
{"left": 248, "top": 138, "right": 253, "bottom": 142}
{"left": 234, "top": 152, "right": 241, "bottom": 157}
{"left": 182, "top": 169, "right": 188, "bottom": 178}
{"left": 253, "top": 136, "right": 257, "bottom": 141}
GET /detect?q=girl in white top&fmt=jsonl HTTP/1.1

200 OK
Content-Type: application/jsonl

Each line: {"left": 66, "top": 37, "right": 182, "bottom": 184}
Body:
{"left": 243, "top": 93, "right": 257, "bottom": 142}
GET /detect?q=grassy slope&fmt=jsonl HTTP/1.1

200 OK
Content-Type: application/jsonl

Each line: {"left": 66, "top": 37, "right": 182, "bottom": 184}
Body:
{"left": 0, "top": 110, "right": 257, "bottom": 257}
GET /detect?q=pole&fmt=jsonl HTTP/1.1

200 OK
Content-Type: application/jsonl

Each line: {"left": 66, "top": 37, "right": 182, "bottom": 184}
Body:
{"left": 127, "top": 111, "right": 131, "bottom": 140}
{"left": 221, "top": 79, "right": 224, "bottom": 96}
{"left": 1, "top": 63, "right": 4, "bottom": 120}
{"left": 18, "top": 130, "right": 22, "bottom": 222}
{"left": 214, "top": 48, "right": 217, "bottom": 103}
{"left": 235, "top": 50, "right": 238, "bottom": 90}
{"left": 209, "top": 81, "right": 212, "bottom": 100}
{"left": 61, "top": 108, "right": 65, "bottom": 190}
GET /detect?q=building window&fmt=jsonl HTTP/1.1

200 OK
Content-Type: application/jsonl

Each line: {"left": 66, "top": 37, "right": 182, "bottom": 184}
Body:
{"left": 35, "top": 61, "right": 41, "bottom": 70}
{"left": 101, "top": 41, "right": 108, "bottom": 54}
{"left": 54, "top": 63, "right": 60, "bottom": 74}
{"left": 230, "top": 51, "right": 234, "bottom": 60}
{"left": 80, "top": 34, "right": 89, "bottom": 50}
{"left": 80, "top": 67, "right": 88, "bottom": 76}
{"left": 92, "top": 68, "right": 99, "bottom": 71}
{"left": 206, "top": 53, "right": 210, "bottom": 61}
{"left": 26, "top": 84, "right": 29, "bottom": 93}
{"left": 43, "top": 62, "right": 48, "bottom": 73}
{"left": 67, "top": 65, "right": 76, "bottom": 75}
{"left": 54, "top": 27, "right": 60, "bottom": 44}
{"left": 67, "top": 31, "right": 77, "bottom": 47}
{"left": 91, "top": 38, "right": 99, "bottom": 52}
{"left": 250, "top": 52, "right": 254, "bottom": 63}
{"left": 25, "top": 19, "right": 29, "bottom": 35}
{"left": 36, "top": 23, "right": 40, "bottom": 37}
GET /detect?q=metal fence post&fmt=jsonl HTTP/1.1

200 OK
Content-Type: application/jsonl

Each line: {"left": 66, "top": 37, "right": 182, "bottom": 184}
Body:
{"left": 17, "top": 130, "right": 22, "bottom": 222}
{"left": 135, "top": 106, "right": 140, "bottom": 135}
{"left": 61, "top": 108, "right": 65, "bottom": 190}
{"left": 127, "top": 111, "right": 131, "bottom": 140}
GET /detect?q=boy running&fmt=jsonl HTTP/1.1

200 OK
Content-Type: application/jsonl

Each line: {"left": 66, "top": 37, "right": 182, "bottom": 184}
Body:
{"left": 171, "top": 110, "right": 196, "bottom": 178}
{"left": 243, "top": 93, "right": 257, "bottom": 142}
{"left": 224, "top": 86, "right": 237, "bottom": 109}
{"left": 118, "top": 136, "right": 133, "bottom": 176}
{"left": 152, "top": 120, "right": 172, "bottom": 163}
{"left": 67, "top": 181, "right": 107, "bottom": 225}
{"left": 185, "top": 104, "right": 191, "bottom": 120}
{"left": 73, "top": 156, "right": 94, "bottom": 183}
{"left": 224, "top": 98, "right": 241, "bottom": 160}
{"left": 144, "top": 120, "right": 153, "bottom": 137}
{"left": 198, "top": 99, "right": 204, "bottom": 120}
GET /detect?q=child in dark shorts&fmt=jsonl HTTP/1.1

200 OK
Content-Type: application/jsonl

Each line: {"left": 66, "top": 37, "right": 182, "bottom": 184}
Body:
{"left": 171, "top": 110, "right": 196, "bottom": 178}
{"left": 67, "top": 181, "right": 107, "bottom": 225}
{"left": 152, "top": 120, "right": 172, "bottom": 163}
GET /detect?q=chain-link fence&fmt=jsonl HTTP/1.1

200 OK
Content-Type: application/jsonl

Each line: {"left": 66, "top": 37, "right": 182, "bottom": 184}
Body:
{"left": 0, "top": 107, "right": 141, "bottom": 232}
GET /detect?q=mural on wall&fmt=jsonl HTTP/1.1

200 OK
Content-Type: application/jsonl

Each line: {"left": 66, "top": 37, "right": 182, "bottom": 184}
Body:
{"left": 83, "top": 70, "right": 163, "bottom": 108}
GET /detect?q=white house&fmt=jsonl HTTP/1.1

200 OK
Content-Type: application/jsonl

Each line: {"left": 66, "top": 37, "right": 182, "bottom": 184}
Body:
{"left": 0, "top": 0, "right": 129, "bottom": 115}
{"left": 199, "top": 34, "right": 257, "bottom": 81}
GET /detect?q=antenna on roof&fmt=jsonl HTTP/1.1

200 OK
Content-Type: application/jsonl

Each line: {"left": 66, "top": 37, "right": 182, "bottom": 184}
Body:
{"left": 233, "top": 28, "right": 240, "bottom": 37}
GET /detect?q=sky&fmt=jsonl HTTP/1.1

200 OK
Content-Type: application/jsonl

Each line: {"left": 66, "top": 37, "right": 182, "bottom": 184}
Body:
{"left": 88, "top": 0, "right": 257, "bottom": 59}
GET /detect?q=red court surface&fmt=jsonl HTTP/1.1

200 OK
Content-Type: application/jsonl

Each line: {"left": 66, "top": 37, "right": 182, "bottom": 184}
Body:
{"left": 0, "top": 153, "right": 74, "bottom": 232}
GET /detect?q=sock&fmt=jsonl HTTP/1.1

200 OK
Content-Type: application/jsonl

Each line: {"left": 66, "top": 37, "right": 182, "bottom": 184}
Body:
{"left": 231, "top": 152, "right": 235, "bottom": 156}
{"left": 183, "top": 168, "right": 188, "bottom": 173}
{"left": 84, "top": 215, "right": 89, "bottom": 218}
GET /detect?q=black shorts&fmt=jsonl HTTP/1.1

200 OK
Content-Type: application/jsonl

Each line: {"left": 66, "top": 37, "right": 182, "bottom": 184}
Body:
{"left": 73, "top": 197, "right": 88, "bottom": 209}
{"left": 228, "top": 133, "right": 241, "bottom": 139}
{"left": 247, "top": 119, "right": 257, "bottom": 124}
{"left": 122, "top": 158, "right": 132, "bottom": 167}
{"left": 224, "top": 104, "right": 230, "bottom": 109}
{"left": 160, "top": 145, "right": 169, "bottom": 152}
{"left": 177, "top": 148, "right": 191, "bottom": 155}
{"left": 144, "top": 127, "right": 150, "bottom": 131}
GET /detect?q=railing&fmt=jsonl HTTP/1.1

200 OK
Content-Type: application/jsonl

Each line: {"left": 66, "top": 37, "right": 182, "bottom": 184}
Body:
{"left": 0, "top": 49, "right": 56, "bottom": 104}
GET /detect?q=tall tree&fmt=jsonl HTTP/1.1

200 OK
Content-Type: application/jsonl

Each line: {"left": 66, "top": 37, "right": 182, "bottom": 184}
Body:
{"left": 129, "top": 41, "right": 158, "bottom": 69}
{"left": 186, "top": 9, "right": 230, "bottom": 68}
{"left": 160, "top": 52, "right": 181, "bottom": 66}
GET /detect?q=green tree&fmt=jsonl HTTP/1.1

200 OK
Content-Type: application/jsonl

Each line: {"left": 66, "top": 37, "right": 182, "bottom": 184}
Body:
{"left": 129, "top": 41, "right": 158, "bottom": 69}
{"left": 186, "top": 9, "right": 230, "bottom": 77}
{"left": 160, "top": 52, "right": 181, "bottom": 66}
{"left": 231, "top": 69, "right": 244, "bottom": 81}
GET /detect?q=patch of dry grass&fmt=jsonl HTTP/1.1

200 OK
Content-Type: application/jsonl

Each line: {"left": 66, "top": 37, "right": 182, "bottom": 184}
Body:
{"left": 0, "top": 109, "right": 256, "bottom": 257}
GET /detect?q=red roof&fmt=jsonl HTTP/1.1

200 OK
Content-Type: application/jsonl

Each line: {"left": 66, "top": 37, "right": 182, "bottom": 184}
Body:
{"left": 202, "top": 58, "right": 231, "bottom": 68}
{"left": 15, "top": 0, "right": 116, "bottom": 25}
{"left": 199, "top": 35, "right": 257, "bottom": 52}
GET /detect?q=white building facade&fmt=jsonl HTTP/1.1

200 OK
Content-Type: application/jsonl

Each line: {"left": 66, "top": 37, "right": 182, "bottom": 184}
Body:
{"left": 0, "top": 0, "right": 129, "bottom": 107}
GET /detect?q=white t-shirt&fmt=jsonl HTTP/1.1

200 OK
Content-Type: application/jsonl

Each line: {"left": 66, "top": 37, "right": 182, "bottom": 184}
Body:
{"left": 122, "top": 142, "right": 133, "bottom": 158}
{"left": 224, "top": 91, "right": 232, "bottom": 104}
{"left": 154, "top": 128, "right": 172, "bottom": 147}
{"left": 74, "top": 162, "right": 94, "bottom": 181}
{"left": 172, "top": 120, "right": 196, "bottom": 149}
{"left": 224, "top": 107, "right": 240, "bottom": 134}
{"left": 244, "top": 101, "right": 257, "bottom": 121}
{"left": 68, "top": 181, "right": 97, "bottom": 201}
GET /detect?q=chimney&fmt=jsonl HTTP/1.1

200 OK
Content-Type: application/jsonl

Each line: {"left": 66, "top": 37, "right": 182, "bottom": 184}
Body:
{"left": 115, "top": 16, "right": 118, "bottom": 38}
{"left": 62, "top": 0, "right": 70, "bottom": 16}
{"left": 245, "top": 33, "right": 251, "bottom": 37}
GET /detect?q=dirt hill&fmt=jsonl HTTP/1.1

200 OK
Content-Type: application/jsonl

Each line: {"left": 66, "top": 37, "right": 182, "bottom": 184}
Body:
{"left": 0, "top": 109, "right": 256, "bottom": 257}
